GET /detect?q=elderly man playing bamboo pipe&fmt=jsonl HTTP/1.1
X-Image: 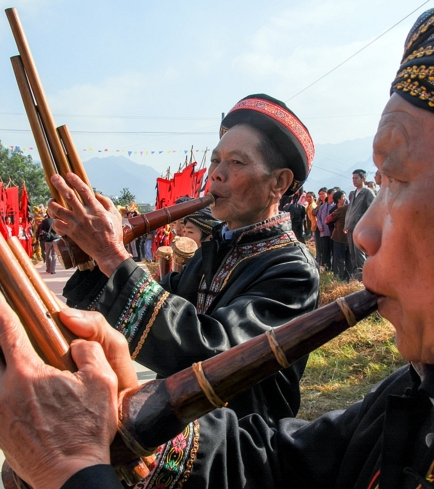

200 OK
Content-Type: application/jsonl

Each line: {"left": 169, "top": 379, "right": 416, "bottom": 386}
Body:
{"left": 0, "top": 8, "right": 434, "bottom": 489}
{"left": 46, "top": 93, "right": 319, "bottom": 428}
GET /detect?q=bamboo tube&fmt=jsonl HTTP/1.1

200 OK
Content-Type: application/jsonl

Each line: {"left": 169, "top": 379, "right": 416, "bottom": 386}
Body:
{"left": 10, "top": 56, "right": 66, "bottom": 207}
{"left": 7, "top": 237, "right": 76, "bottom": 345}
{"left": 57, "top": 124, "right": 93, "bottom": 190}
{"left": 0, "top": 234, "right": 75, "bottom": 371}
{"left": 6, "top": 8, "right": 73, "bottom": 178}
{"left": 112, "top": 289, "right": 379, "bottom": 463}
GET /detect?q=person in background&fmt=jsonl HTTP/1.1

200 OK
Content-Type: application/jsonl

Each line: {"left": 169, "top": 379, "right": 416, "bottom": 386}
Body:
{"left": 39, "top": 211, "right": 57, "bottom": 274}
{"left": 374, "top": 169, "right": 382, "bottom": 188}
{"left": 5, "top": 216, "right": 13, "bottom": 238}
{"left": 283, "top": 191, "right": 306, "bottom": 243}
{"left": 304, "top": 191, "right": 317, "bottom": 242}
{"left": 17, "top": 216, "right": 31, "bottom": 254}
{"left": 344, "top": 169, "right": 376, "bottom": 280}
{"left": 144, "top": 229, "right": 156, "bottom": 262}
{"left": 312, "top": 187, "right": 326, "bottom": 265}
{"left": 326, "top": 190, "right": 351, "bottom": 281}
{"left": 183, "top": 206, "right": 221, "bottom": 248}
{"left": 169, "top": 196, "right": 194, "bottom": 238}
{"left": 316, "top": 188, "right": 335, "bottom": 270}
{"left": 366, "top": 181, "right": 378, "bottom": 195}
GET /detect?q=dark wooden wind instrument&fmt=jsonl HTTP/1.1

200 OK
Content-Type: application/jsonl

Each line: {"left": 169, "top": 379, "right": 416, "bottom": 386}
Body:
{"left": 111, "top": 289, "right": 379, "bottom": 464}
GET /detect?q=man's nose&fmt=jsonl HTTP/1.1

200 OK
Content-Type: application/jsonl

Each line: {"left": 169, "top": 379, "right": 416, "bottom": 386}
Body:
{"left": 211, "top": 162, "right": 226, "bottom": 182}
{"left": 353, "top": 196, "right": 382, "bottom": 256}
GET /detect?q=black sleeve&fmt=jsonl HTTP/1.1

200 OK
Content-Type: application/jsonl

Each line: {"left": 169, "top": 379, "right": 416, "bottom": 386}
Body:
{"left": 60, "top": 465, "right": 122, "bottom": 489}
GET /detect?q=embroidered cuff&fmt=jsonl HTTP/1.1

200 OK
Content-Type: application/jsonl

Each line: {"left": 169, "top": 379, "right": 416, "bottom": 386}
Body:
{"left": 136, "top": 421, "right": 200, "bottom": 489}
{"left": 115, "top": 272, "right": 165, "bottom": 343}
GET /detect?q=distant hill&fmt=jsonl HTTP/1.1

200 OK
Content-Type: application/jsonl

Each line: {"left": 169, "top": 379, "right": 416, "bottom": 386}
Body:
{"left": 83, "top": 156, "right": 160, "bottom": 203}
{"left": 306, "top": 136, "right": 376, "bottom": 195}
{"left": 31, "top": 138, "right": 377, "bottom": 202}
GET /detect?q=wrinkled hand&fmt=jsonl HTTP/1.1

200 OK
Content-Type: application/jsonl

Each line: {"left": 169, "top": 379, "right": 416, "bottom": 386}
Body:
{"left": 48, "top": 173, "right": 130, "bottom": 277}
{"left": 59, "top": 307, "right": 138, "bottom": 391}
{"left": 0, "top": 294, "right": 119, "bottom": 489}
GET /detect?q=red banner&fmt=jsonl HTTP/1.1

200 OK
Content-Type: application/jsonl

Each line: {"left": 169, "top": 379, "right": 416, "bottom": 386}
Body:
{"left": 192, "top": 167, "right": 207, "bottom": 197}
{"left": 156, "top": 178, "right": 173, "bottom": 209}
{"left": 172, "top": 163, "right": 196, "bottom": 202}
{"left": 0, "top": 183, "right": 6, "bottom": 224}
{"left": 202, "top": 174, "right": 211, "bottom": 196}
{"left": 19, "top": 183, "right": 33, "bottom": 257}
{"left": 5, "top": 187, "right": 19, "bottom": 237}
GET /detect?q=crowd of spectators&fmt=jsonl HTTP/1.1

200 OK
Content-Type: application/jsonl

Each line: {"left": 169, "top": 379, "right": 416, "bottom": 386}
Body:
{"left": 281, "top": 168, "right": 379, "bottom": 281}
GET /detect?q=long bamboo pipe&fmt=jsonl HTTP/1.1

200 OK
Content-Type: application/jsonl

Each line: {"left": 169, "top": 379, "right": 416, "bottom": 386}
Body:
{"left": 6, "top": 8, "right": 73, "bottom": 179}
{"left": 10, "top": 56, "right": 66, "bottom": 207}
{"left": 0, "top": 235, "right": 75, "bottom": 371}
{"left": 111, "top": 289, "right": 379, "bottom": 464}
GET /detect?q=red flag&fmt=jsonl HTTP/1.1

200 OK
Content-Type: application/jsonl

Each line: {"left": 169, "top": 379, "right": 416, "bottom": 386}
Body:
{"left": 172, "top": 162, "right": 196, "bottom": 202}
{"left": 192, "top": 167, "right": 207, "bottom": 197}
{"left": 0, "top": 213, "right": 8, "bottom": 240}
{"left": 0, "top": 183, "right": 6, "bottom": 223}
{"left": 5, "top": 187, "right": 19, "bottom": 237}
{"left": 202, "top": 173, "right": 211, "bottom": 196}
{"left": 19, "top": 183, "right": 33, "bottom": 257}
{"left": 156, "top": 178, "right": 173, "bottom": 209}
{"left": 19, "top": 183, "right": 29, "bottom": 225}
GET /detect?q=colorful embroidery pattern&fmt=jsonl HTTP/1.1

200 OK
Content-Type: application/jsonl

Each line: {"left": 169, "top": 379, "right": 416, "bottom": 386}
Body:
{"left": 222, "top": 97, "right": 315, "bottom": 170}
{"left": 197, "top": 215, "right": 297, "bottom": 314}
{"left": 115, "top": 273, "right": 165, "bottom": 342}
{"left": 133, "top": 420, "right": 200, "bottom": 489}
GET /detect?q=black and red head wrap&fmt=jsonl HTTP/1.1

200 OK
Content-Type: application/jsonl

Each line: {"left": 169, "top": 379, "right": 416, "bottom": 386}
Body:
{"left": 220, "top": 94, "right": 314, "bottom": 195}
{"left": 391, "top": 8, "right": 434, "bottom": 112}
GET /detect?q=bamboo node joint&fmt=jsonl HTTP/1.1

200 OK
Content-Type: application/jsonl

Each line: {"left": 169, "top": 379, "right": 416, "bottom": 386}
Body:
{"left": 192, "top": 361, "right": 228, "bottom": 409}
{"left": 336, "top": 297, "right": 357, "bottom": 327}
{"left": 266, "top": 329, "right": 290, "bottom": 369}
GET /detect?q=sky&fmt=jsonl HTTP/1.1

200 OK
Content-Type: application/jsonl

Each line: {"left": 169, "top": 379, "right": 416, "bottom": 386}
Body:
{"left": 0, "top": 0, "right": 432, "bottom": 176}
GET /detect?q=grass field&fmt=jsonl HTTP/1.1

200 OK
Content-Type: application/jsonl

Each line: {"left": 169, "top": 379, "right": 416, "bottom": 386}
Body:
{"left": 298, "top": 272, "right": 407, "bottom": 420}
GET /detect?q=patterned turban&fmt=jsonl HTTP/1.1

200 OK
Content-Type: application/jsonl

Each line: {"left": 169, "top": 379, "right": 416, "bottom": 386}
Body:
{"left": 391, "top": 8, "right": 434, "bottom": 111}
{"left": 220, "top": 94, "right": 314, "bottom": 195}
{"left": 184, "top": 206, "right": 221, "bottom": 236}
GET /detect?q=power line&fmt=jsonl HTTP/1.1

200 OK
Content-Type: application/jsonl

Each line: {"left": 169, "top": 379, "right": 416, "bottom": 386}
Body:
{"left": 0, "top": 112, "right": 220, "bottom": 121}
{"left": 0, "top": 129, "right": 216, "bottom": 135}
{"left": 285, "top": 0, "right": 431, "bottom": 102}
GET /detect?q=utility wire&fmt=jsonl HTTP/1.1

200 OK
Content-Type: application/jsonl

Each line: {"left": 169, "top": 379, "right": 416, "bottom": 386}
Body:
{"left": 285, "top": 0, "right": 431, "bottom": 102}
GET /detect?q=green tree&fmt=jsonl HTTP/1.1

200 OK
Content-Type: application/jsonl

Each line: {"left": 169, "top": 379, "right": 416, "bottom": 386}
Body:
{"left": 0, "top": 145, "right": 51, "bottom": 206}
{"left": 112, "top": 188, "right": 136, "bottom": 207}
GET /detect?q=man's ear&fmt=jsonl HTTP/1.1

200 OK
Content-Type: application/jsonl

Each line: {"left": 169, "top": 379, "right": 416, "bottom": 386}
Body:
{"left": 270, "top": 168, "right": 294, "bottom": 199}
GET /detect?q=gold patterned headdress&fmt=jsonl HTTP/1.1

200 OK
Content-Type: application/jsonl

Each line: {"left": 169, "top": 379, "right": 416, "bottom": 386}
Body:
{"left": 391, "top": 9, "right": 434, "bottom": 111}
